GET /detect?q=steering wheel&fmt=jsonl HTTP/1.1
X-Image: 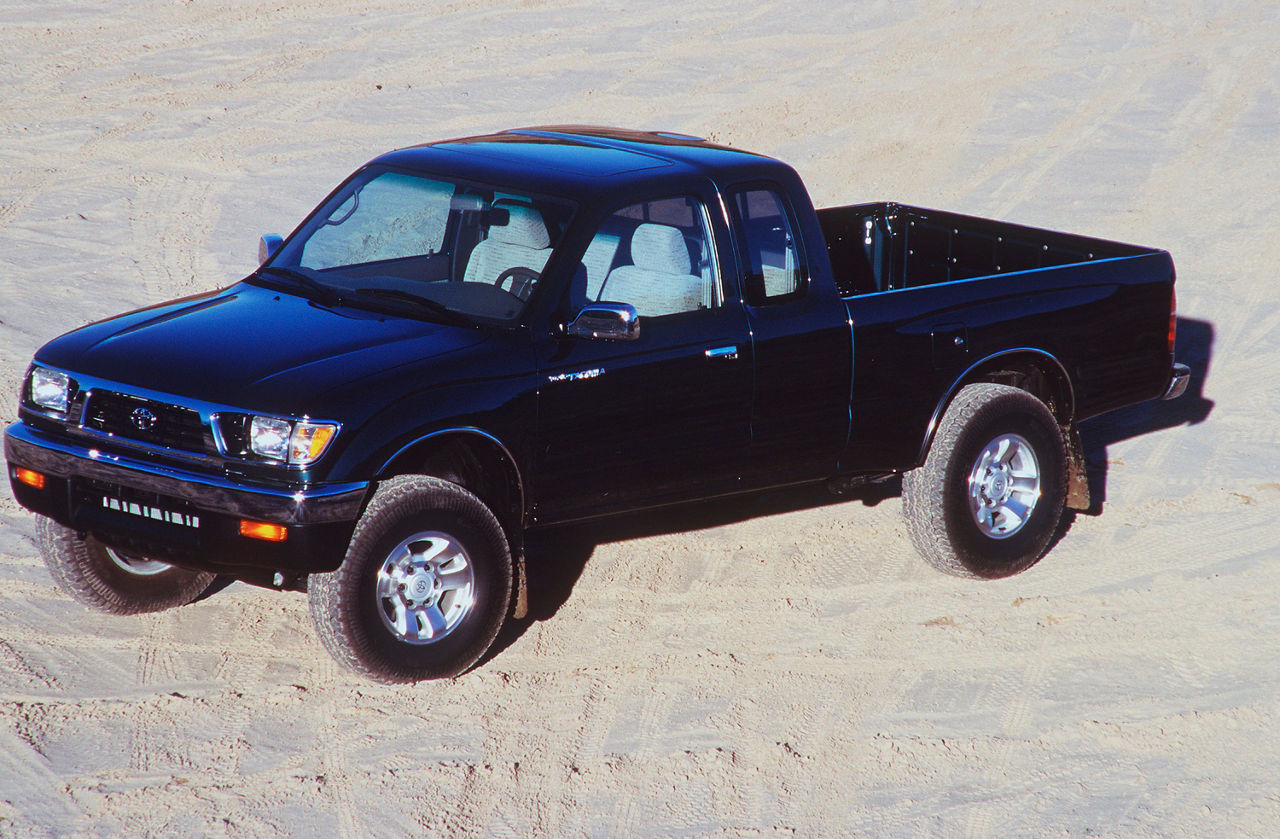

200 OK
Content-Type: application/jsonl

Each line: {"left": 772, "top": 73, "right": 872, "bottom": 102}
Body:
{"left": 494, "top": 266, "right": 541, "bottom": 300}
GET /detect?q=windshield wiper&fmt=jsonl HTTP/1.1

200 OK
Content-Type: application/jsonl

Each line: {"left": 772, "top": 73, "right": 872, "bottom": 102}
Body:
{"left": 355, "top": 287, "right": 476, "bottom": 327}
{"left": 257, "top": 266, "right": 341, "bottom": 305}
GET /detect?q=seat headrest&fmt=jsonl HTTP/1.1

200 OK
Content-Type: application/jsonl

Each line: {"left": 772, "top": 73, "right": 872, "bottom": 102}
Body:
{"left": 491, "top": 201, "right": 550, "bottom": 249}
{"left": 630, "top": 223, "right": 691, "bottom": 275}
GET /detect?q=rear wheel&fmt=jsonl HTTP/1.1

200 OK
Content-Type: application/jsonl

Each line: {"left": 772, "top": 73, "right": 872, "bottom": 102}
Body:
{"left": 903, "top": 384, "right": 1068, "bottom": 578}
{"left": 308, "top": 475, "right": 513, "bottom": 683}
{"left": 37, "top": 516, "right": 215, "bottom": 614}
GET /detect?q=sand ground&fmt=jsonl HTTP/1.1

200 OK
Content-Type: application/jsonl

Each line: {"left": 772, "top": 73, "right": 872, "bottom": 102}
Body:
{"left": 1, "top": 1, "right": 1278, "bottom": 836}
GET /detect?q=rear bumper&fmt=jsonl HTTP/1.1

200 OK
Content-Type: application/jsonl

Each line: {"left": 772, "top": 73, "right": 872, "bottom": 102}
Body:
{"left": 1163, "top": 362, "right": 1191, "bottom": 400}
{"left": 5, "top": 421, "right": 368, "bottom": 576}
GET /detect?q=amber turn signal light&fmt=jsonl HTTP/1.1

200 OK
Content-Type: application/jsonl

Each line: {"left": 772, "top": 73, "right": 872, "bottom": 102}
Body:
{"left": 14, "top": 467, "right": 46, "bottom": 490}
{"left": 239, "top": 519, "right": 288, "bottom": 542}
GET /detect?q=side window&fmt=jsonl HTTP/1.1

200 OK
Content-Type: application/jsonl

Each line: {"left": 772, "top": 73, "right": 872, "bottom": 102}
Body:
{"left": 581, "top": 196, "right": 721, "bottom": 318}
{"left": 729, "top": 187, "right": 805, "bottom": 305}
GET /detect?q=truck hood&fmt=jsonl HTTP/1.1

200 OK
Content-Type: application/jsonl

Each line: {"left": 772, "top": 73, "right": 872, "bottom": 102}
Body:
{"left": 35, "top": 283, "right": 488, "bottom": 415}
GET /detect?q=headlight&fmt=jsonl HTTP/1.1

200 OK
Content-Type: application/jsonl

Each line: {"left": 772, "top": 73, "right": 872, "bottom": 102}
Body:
{"left": 29, "top": 366, "right": 72, "bottom": 414}
{"left": 248, "top": 416, "right": 338, "bottom": 465}
{"left": 249, "top": 416, "right": 292, "bottom": 460}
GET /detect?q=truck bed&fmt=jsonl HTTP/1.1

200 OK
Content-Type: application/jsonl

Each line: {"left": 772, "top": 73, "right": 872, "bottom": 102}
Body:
{"left": 818, "top": 202, "right": 1162, "bottom": 297}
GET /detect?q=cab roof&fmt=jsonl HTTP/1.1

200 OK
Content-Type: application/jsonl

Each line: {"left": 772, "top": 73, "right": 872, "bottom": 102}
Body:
{"left": 368, "top": 126, "right": 794, "bottom": 199}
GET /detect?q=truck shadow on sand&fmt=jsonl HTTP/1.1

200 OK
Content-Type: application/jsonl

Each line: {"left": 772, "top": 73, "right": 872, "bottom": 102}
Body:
{"left": 487, "top": 479, "right": 901, "bottom": 663}
{"left": 1075, "top": 316, "right": 1215, "bottom": 513}
{"left": 487, "top": 317, "right": 1213, "bottom": 664}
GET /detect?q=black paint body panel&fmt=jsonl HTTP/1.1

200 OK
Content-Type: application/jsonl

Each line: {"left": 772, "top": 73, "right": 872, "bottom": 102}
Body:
{"left": 4, "top": 128, "right": 1179, "bottom": 576}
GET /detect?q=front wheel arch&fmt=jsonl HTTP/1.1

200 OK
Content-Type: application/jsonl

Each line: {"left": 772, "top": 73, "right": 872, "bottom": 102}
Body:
{"left": 377, "top": 428, "right": 526, "bottom": 538}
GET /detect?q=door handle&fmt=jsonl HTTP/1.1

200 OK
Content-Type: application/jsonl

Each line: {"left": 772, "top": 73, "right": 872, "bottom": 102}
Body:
{"left": 705, "top": 345, "right": 739, "bottom": 360}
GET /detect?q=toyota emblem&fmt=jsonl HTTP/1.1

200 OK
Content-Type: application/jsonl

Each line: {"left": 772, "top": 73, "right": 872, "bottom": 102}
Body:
{"left": 130, "top": 406, "right": 158, "bottom": 432}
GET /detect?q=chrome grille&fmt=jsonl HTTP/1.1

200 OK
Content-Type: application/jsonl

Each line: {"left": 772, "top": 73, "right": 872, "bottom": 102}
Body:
{"left": 82, "top": 390, "right": 209, "bottom": 453}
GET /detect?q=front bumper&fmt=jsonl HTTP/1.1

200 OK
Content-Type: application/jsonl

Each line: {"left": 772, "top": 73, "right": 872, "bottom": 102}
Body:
{"left": 5, "top": 421, "right": 368, "bottom": 576}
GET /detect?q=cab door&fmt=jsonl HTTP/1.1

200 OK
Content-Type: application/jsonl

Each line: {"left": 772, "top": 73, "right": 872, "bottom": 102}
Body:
{"left": 532, "top": 194, "right": 752, "bottom": 522}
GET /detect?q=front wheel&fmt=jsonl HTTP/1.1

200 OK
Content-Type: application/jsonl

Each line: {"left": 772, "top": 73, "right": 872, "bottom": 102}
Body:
{"left": 308, "top": 475, "right": 513, "bottom": 683}
{"left": 902, "top": 383, "right": 1068, "bottom": 578}
{"left": 37, "top": 517, "right": 216, "bottom": 614}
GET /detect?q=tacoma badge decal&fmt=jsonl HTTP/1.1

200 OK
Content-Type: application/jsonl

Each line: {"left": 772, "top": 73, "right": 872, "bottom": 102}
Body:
{"left": 547, "top": 367, "right": 605, "bottom": 384}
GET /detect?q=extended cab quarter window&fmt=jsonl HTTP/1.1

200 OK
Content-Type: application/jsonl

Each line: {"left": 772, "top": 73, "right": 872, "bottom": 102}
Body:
{"left": 729, "top": 187, "right": 805, "bottom": 305}
{"left": 579, "top": 195, "right": 722, "bottom": 317}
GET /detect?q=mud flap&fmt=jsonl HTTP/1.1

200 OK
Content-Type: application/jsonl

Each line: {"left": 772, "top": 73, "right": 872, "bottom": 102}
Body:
{"left": 1064, "top": 425, "right": 1092, "bottom": 512}
{"left": 512, "top": 545, "right": 529, "bottom": 620}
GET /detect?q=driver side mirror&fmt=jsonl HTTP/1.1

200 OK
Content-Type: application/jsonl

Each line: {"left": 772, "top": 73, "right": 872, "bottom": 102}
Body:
{"left": 566, "top": 303, "right": 640, "bottom": 341}
{"left": 258, "top": 234, "right": 284, "bottom": 265}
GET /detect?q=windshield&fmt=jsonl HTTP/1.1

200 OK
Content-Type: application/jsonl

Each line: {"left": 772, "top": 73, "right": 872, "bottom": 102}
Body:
{"left": 260, "top": 167, "right": 575, "bottom": 325}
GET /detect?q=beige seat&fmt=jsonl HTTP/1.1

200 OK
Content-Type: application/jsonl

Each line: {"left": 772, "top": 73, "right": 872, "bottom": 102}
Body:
{"left": 462, "top": 201, "right": 552, "bottom": 297}
{"left": 600, "top": 223, "right": 704, "bottom": 317}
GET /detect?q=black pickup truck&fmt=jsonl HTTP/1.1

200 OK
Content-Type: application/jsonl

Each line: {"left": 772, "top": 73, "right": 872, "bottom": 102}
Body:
{"left": 5, "top": 127, "right": 1189, "bottom": 682}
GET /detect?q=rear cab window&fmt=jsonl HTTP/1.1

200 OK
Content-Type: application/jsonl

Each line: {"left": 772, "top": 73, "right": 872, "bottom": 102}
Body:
{"left": 726, "top": 186, "right": 807, "bottom": 305}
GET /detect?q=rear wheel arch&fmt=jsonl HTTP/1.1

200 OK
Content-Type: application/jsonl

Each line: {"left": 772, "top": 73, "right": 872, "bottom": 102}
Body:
{"left": 918, "top": 350, "right": 1074, "bottom": 467}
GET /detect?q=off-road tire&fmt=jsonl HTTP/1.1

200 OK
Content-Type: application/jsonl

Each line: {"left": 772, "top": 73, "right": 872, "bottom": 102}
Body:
{"left": 308, "top": 475, "right": 513, "bottom": 683}
{"left": 903, "top": 383, "right": 1068, "bottom": 579}
{"left": 37, "top": 516, "right": 215, "bottom": 614}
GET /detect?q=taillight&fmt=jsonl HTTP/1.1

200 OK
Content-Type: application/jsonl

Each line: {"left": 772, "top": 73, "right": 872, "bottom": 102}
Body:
{"left": 1168, "top": 288, "right": 1177, "bottom": 353}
